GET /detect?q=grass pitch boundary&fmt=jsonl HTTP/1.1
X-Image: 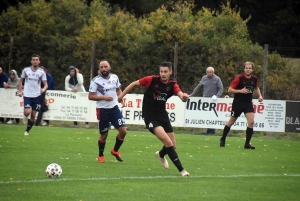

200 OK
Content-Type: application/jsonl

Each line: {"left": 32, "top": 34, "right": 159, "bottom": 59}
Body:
{"left": 1, "top": 174, "right": 300, "bottom": 184}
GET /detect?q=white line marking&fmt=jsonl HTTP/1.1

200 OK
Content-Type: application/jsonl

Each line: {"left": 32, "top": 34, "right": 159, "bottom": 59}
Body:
{"left": 1, "top": 174, "right": 299, "bottom": 184}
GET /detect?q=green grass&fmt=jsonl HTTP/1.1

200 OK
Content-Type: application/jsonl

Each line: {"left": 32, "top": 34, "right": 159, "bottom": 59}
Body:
{"left": 0, "top": 124, "right": 299, "bottom": 201}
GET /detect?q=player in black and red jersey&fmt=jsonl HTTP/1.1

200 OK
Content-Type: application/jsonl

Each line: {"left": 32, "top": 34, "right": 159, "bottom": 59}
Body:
{"left": 118, "top": 62, "right": 190, "bottom": 176}
{"left": 220, "top": 61, "right": 263, "bottom": 149}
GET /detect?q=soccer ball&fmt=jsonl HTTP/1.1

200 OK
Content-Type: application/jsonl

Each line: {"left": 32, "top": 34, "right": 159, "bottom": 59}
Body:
{"left": 45, "top": 163, "right": 62, "bottom": 178}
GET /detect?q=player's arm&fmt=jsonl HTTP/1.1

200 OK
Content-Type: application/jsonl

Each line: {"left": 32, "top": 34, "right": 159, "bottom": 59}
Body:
{"left": 117, "top": 80, "right": 140, "bottom": 103}
{"left": 88, "top": 92, "right": 113, "bottom": 101}
{"left": 255, "top": 87, "right": 263, "bottom": 102}
{"left": 228, "top": 87, "right": 247, "bottom": 94}
{"left": 116, "top": 87, "right": 122, "bottom": 96}
{"left": 88, "top": 80, "right": 113, "bottom": 101}
{"left": 228, "top": 76, "right": 247, "bottom": 94}
{"left": 18, "top": 77, "right": 24, "bottom": 97}
{"left": 177, "top": 91, "right": 190, "bottom": 102}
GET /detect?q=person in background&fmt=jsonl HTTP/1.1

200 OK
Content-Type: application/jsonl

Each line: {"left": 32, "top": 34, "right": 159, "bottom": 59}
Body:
{"left": 190, "top": 66, "right": 223, "bottom": 134}
{"left": 0, "top": 67, "right": 9, "bottom": 123}
{"left": 36, "top": 66, "right": 56, "bottom": 126}
{"left": 65, "top": 66, "right": 89, "bottom": 128}
{"left": 4, "top": 69, "right": 20, "bottom": 124}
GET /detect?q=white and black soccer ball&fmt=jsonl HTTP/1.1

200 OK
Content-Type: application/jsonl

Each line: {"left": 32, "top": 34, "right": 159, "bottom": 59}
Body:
{"left": 45, "top": 163, "right": 62, "bottom": 178}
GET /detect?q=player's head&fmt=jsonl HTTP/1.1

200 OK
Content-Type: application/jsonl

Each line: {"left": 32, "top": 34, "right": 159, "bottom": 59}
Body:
{"left": 244, "top": 61, "right": 254, "bottom": 76}
{"left": 69, "top": 66, "right": 76, "bottom": 76}
{"left": 31, "top": 54, "right": 40, "bottom": 68}
{"left": 41, "top": 66, "right": 47, "bottom": 73}
{"left": 159, "top": 62, "right": 172, "bottom": 82}
{"left": 206, "top": 66, "right": 214, "bottom": 78}
{"left": 99, "top": 60, "right": 111, "bottom": 77}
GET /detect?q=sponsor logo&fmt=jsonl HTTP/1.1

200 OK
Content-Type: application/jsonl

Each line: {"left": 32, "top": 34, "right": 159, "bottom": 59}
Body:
{"left": 153, "top": 92, "right": 167, "bottom": 101}
{"left": 186, "top": 99, "right": 265, "bottom": 117}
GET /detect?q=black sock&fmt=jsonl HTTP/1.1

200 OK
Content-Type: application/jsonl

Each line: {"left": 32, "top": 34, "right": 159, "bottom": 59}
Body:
{"left": 245, "top": 127, "right": 253, "bottom": 144}
{"left": 159, "top": 146, "right": 167, "bottom": 158}
{"left": 26, "top": 119, "right": 34, "bottom": 132}
{"left": 113, "top": 135, "right": 124, "bottom": 152}
{"left": 221, "top": 125, "right": 231, "bottom": 140}
{"left": 165, "top": 146, "right": 184, "bottom": 172}
{"left": 98, "top": 139, "right": 106, "bottom": 156}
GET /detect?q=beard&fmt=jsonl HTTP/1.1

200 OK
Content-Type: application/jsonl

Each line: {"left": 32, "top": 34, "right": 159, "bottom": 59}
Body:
{"left": 101, "top": 71, "right": 109, "bottom": 77}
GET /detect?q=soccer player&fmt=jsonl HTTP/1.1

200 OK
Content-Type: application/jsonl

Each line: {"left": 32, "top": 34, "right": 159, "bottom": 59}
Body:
{"left": 88, "top": 60, "right": 127, "bottom": 163}
{"left": 118, "top": 62, "right": 190, "bottom": 176}
{"left": 220, "top": 61, "right": 263, "bottom": 149}
{"left": 18, "top": 54, "right": 48, "bottom": 135}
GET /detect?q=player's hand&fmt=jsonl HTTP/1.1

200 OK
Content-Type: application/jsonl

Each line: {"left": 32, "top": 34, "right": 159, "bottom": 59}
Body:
{"left": 41, "top": 88, "right": 45, "bottom": 93}
{"left": 75, "top": 68, "right": 79, "bottom": 74}
{"left": 18, "top": 91, "right": 23, "bottom": 97}
{"left": 240, "top": 87, "right": 248, "bottom": 94}
{"left": 72, "top": 88, "right": 78, "bottom": 93}
{"left": 117, "top": 96, "right": 123, "bottom": 103}
{"left": 182, "top": 93, "right": 189, "bottom": 102}
{"left": 104, "top": 96, "right": 113, "bottom": 101}
{"left": 258, "top": 96, "right": 263, "bottom": 102}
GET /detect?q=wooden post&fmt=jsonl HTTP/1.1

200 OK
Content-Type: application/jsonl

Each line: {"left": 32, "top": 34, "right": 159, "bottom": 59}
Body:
{"left": 90, "top": 40, "right": 96, "bottom": 81}
{"left": 8, "top": 36, "right": 13, "bottom": 72}
{"left": 173, "top": 42, "right": 178, "bottom": 81}
{"left": 263, "top": 44, "right": 268, "bottom": 99}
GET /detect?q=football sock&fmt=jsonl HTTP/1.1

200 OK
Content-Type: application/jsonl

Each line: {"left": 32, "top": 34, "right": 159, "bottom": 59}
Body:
{"left": 25, "top": 119, "right": 34, "bottom": 132}
{"left": 221, "top": 125, "right": 231, "bottom": 140}
{"left": 245, "top": 127, "right": 253, "bottom": 144}
{"left": 159, "top": 146, "right": 167, "bottom": 158}
{"left": 98, "top": 139, "right": 106, "bottom": 156}
{"left": 113, "top": 134, "right": 124, "bottom": 152}
{"left": 165, "top": 146, "right": 184, "bottom": 172}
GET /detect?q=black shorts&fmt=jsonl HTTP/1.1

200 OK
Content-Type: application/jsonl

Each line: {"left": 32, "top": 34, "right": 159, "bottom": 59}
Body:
{"left": 231, "top": 102, "right": 254, "bottom": 117}
{"left": 144, "top": 118, "right": 173, "bottom": 134}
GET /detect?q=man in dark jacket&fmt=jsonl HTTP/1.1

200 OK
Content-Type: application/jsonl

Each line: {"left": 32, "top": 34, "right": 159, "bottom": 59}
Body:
{"left": 36, "top": 66, "right": 56, "bottom": 126}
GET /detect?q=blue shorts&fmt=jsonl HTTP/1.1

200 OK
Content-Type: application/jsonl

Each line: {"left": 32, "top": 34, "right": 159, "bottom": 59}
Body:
{"left": 23, "top": 96, "right": 41, "bottom": 111}
{"left": 96, "top": 105, "right": 125, "bottom": 134}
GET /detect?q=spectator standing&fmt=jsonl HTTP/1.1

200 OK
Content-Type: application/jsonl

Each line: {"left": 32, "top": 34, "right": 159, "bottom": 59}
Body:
{"left": 35, "top": 66, "right": 56, "bottom": 126}
{"left": 4, "top": 69, "right": 20, "bottom": 124}
{"left": 65, "top": 66, "right": 89, "bottom": 128}
{"left": 0, "top": 67, "right": 9, "bottom": 123}
{"left": 190, "top": 66, "right": 223, "bottom": 134}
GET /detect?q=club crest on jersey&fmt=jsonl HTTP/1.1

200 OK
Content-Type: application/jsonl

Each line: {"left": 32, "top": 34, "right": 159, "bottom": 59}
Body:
{"left": 166, "top": 87, "right": 169, "bottom": 91}
{"left": 153, "top": 92, "right": 167, "bottom": 101}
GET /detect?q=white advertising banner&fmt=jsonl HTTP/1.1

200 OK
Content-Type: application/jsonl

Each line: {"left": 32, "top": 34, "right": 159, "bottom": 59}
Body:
{"left": 184, "top": 97, "right": 285, "bottom": 132}
{"left": 0, "top": 88, "right": 24, "bottom": 118}
{"left": 118, "top": 94, "right": 185, "bottom": 127}
{"left": 0, "top": 89, "right": 185, "bottom": 126}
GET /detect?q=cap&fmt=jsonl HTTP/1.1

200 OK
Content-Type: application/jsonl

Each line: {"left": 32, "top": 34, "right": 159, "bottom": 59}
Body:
{"left": 69, "top": 66, "right": 75, "bottom": 70}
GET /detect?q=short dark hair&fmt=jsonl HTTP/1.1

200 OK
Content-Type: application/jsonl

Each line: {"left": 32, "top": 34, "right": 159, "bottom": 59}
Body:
{"left": 31, "top": 54, "right": 40, "bottom": 59}
{"left": 160, "top": 62, "right": 172, "bottom": 70}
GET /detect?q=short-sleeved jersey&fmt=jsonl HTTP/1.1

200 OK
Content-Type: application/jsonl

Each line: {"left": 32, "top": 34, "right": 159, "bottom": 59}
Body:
{"left": 139, "top": 75, "right": 181, "bottom": 119}
{"left": 21, "top": 67, "right": 47, "bottom": 97}
{"left": 230, "top": 74, "right": 258, "bottom": 103}
{"left": 89, "top": 73, "right": 121, "bottom": 108}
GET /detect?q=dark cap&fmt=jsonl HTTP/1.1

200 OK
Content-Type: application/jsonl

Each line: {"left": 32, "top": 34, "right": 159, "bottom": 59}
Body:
{"left": 69, "top": 66, "right": 75, "bottom": 70}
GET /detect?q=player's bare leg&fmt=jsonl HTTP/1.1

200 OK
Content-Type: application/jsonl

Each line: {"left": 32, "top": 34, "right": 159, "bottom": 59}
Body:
{"left": 244, "top": 112, "right": 255, "bottom": 149}
{"left": 220, "top": 116, "right": 237, "bottom": 147}
{"left": 154, "top": 127, "right": 189, "bottom": 176}
{"left": 111, "top": 126, "right": 127, "bottom": 162}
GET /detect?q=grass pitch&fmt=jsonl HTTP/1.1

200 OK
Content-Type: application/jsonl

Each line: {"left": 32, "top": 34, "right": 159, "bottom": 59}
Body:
{"left": 0, "top": 124, "right": 299, "bottom": 201}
